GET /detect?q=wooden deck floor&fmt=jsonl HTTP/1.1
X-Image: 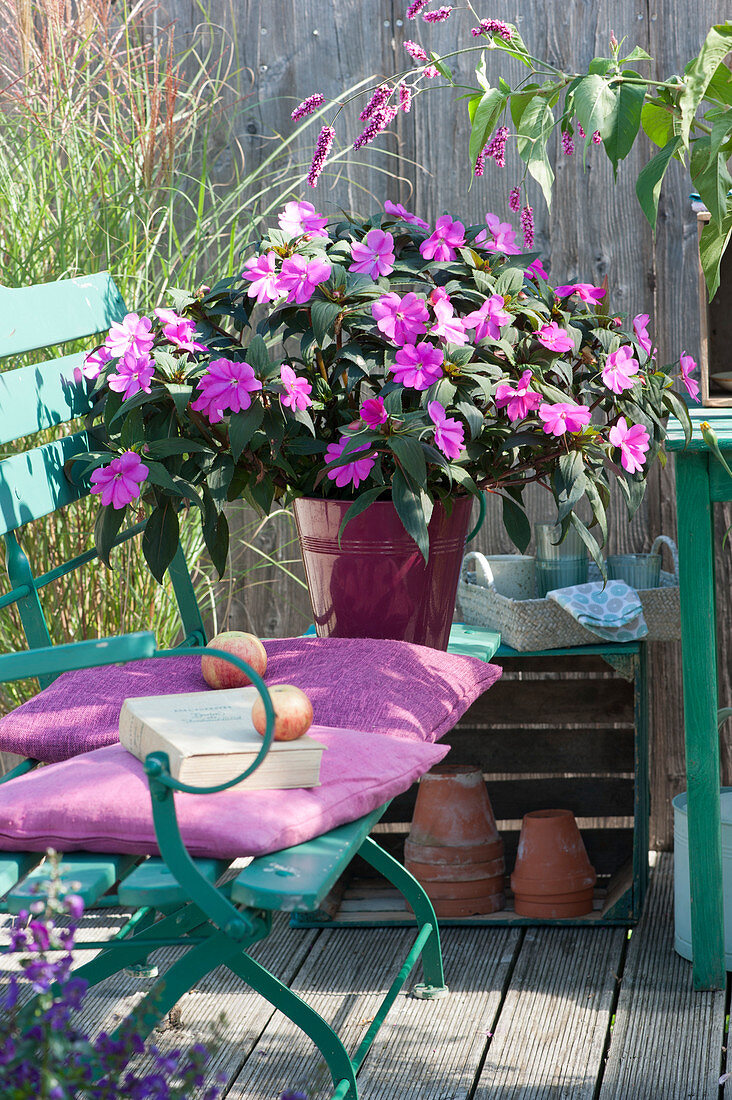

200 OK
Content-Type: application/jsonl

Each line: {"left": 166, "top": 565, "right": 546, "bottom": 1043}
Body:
{"left": 1, "top": 852, "right": 728, "bottom": 1099}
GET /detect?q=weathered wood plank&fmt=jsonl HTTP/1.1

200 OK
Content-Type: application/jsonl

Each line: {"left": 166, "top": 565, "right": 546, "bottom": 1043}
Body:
{"left": 475, "top": 926, "right": 626, "bottom": 1098}
{"left": 599, "top": 853, "right": 726, "bottom": 1099}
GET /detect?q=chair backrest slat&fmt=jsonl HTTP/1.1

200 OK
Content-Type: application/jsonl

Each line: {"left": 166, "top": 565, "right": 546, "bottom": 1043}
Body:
{"left": 0, "top": 274, "right": 126, "bottom": 358}
{"left": 0, "top": 431, "right": 93, "bottom": 536}
{"left": 0, "top": 353, "right": 97, "bottom": 445}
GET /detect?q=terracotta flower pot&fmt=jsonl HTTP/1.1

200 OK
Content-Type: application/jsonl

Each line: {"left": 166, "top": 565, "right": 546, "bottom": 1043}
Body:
{"left": 404, "top": 765, "right": 505, "bottom": 917}
{"left": 511, "top": 809, "right": 597, "bottom": 918}
{"left": 293, "top": 495, "right": 474, "bottom": 650}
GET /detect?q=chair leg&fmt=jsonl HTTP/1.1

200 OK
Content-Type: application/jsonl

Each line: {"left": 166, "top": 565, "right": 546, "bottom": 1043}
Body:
{"left": 358, "top": 836, "right": 448, "bottom": 999}
{"left": 227, "top": 948, "right": 359, "bottom": 1100}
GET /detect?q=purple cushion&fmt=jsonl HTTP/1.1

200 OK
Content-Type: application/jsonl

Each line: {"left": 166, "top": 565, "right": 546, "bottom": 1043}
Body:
{"left": 0, "top": 637, "right": 500, "bottom": 763}
{"left": 0, "top": 729, "right": 450, "bottom": 858}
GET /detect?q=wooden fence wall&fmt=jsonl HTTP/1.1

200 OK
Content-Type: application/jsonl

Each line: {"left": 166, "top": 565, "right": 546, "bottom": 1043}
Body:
{"left": 163, "top": 0, "right": 731, "bottom": 848}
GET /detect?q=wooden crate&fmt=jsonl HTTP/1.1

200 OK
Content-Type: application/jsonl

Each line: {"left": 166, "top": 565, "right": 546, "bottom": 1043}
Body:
{"left": 293, "top": 646, "right": 649, "bottom": 928}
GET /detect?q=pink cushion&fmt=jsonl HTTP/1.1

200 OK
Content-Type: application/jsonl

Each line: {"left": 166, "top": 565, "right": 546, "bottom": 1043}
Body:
{"left": 0, "top": 729, "right": 450, "bottom": 858}
{"left": 0, "top": 636, "right": 500, "bottom": 763}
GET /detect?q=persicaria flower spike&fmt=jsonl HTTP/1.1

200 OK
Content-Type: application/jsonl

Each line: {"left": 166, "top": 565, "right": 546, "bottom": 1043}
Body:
{"left": 399, "top": 83, "right": 413, "bottom": 112}
{"left": 508, "top": 187, "right": 521, "bottom": 213}
{"left": 291, "top": 92, "right": 325, "bottom": 121}
{"left": 360, "top": 84, "right": 392, "bottom": 122}
{"left": 520, "top": 205, "right": 534, "bottom": 248}
{"left": 404, "top": 39, "right": 429, "bottom": 62}
{"left": 472, "top": 18, "right": 512, "bottom": 39}
{"left": 486, "top": 126, "right": 509, "bottom": 168}
{"left": 307, "top": 125, "right": 335, "bottom": 187}
{"left": 90, "top": 451, "right": 149, "bottom": 510}
{"left": 592, "top": 130, "right": 602, "bottom": 144}
{"left": 406, "top": 0, "right": 430, "bottom": 17}
{"left": 423, "top": 6, "right": 452, "bottom": 22}
{"left": 474, "top": 144, "right": 489, "bottom": 177}
{"left": 561, "top": 131, "right": 575, "bottom": 156}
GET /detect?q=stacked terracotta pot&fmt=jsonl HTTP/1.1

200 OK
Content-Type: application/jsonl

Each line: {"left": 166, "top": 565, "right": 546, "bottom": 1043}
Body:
{"left": 404, "top": 765, "right": 505, "bottom": 917}
{"left": 510, "top": 809, "right": 596, "bottom": 917}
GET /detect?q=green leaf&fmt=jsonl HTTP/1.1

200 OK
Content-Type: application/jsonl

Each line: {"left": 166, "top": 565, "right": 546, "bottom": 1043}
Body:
{"left": 244, "top": 334, "right": 272, "bottom": 374}
{"left": 229, "top": 403, "right": 264, "bottom": 462}
{"left": 622, "top": 45, "right": 652, "bottom": 65}
{"left": 120, "top": 407, "right": 145, "bottom": 449}
{"left": 152, "top": 348, "right": 180, "bottom": 376}
{"left": 641, "top": 99, "right": 675, "bottom": 148}
{"left": 635, "top": 136, "right": 682, "bottom": 231}
{"left": 94, "top": 504, "right": 127, "bottom": 569}
{"left": 706, "top": 60, "right": 732, "bottom": 105}
{"left": 108, "top": 385, "right": 166, "bottom": 428}
{"left": 569, "top": 513, "right": 605, "bottom": 571}
{"left": 142, "top": 502, "right": 180, "bottom": 584}
{"left": 389, "top": 435, "right": 428, "bottom": 486}
{"left": 516, "top": 96, "right": 555, "bottom": 209}
{"left": 310, "top": 300, "right": 342, "bottom": 347}
{"left": 678, "top": 24, "right": 732, "bottom": 147}
{"left": 494, "top": 267, "right": 525, "bottom": 297}
{"left": 509, "top": 85, "right": 540, "bottom": 129}
{"left": 662, "top": 389, "right": 693, "bottom": 444}
{"left": 391, "top": 470, "right": 430, "bottom": 561}
{"left": 690, "top": 138, "right": 732, "bottom": 226}
{"left": 143, "top": 438, "right": 212, "bottom": 458}
{"left": 699, "top": 203, "right": 732, "bottom": 298}
{"left": 203, "top": 510, "right": 229, "bottom": 578}
{"left": 603, "top": 75, "right": 646, "bottom": 174}
{"left": 468, "top": 88, "right": 506, "bottom": 169}
{"left": 501, "top": 494, "right": 531, "bottom": 552}
{"left": 573, "top": 74, "right": 619, "bottom": 141}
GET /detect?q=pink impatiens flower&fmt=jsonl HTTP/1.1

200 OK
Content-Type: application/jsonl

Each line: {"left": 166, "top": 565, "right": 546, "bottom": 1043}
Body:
{"left": 679, "top": 352, "right": 700, "bottom": 400}
{"left": 324, "top": 437, "right": 376, "bottom": 488}
{"left": 429, "top": 288, "right": 468, "bottom": 345}
{"left": 419, "top": 215, "right": 466, "bottom": 262}
{"left": 90, "top": 450, "right": 149, "bottom": 510}
{"left": 536, "top": 321, "right": 574, "bottom": 353}
{"left": 494, "top": 370, "right": 543, "bottom": 421}
{"left": 372, "top": 291, "right": 429, "bottom": 345}
{"left": 279, "top": 364, "right": 312, "bottom": 411}
{"left": 190, "top": 357, "right": 263, "bottom": 424}
{"left": 554, "top": 282, "right": 606, "bottom": 303}
{"left": 391, "top": 342, "right": 444, "bottom": 390}
{"left": 107, "top": 353, "right": 155, "bottom": 400}
{"left": 360, "top": 396, "right": 388, "bottom": 429}
{"left": 526, "top": 258, "right": 549, "bottom": 280}
{"left": 79, "top": 345, "right": 112, "bottom": 381}
{"left": 105, "top": 313, "right": 155, "bottom": 360}
{"left": 539, "top": 401, "right": 592, "bottom": 436}
{"left": 609, "top": 417, "right": 650, "bottom": 473}
{"left": 278, "top": 255, "right": 332, "bottom": 305}
{"left": 242, "top": 252, "right": 282, "bottom": 304}
{"left": 632, "top": 313, "right": 655, "bottom": 359}
{"left": 384, "top": 200, "right": 430, "bottom": 231}
{"left": 475, "top": 213, "right": 522, "bottom": 255}
{"left": 463, "top": 294, "right": 511, "bottom": 342}
{"left": 602, "top": 346, "right": 640, "bottom": 395}
{"left": 428, "top": 401, "right": 465, "bottom": 459}
{"left": 154, "top": 308, "right": 207, "bottom": 353}
{"left": 349, "top": 229, "right": 396, "bottom": 279}
{"left": 278, "top": 200, "right": 328, "bottom": 238}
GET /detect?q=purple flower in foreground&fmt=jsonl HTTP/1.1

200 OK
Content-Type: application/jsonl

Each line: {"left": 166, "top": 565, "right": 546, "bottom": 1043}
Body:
{"left": 609, "top": 417, "right": 650, "bottom": 473}
{"left": 384, "top": 200, "right": 430, "bottom": 230}
{"left": 278, "top": 200, "right": 329, "bottom": 239}
{"left": 495, "top": 370, "right": 543, "bottom": 421}
{"left": 360, "top": 396, "right": 388, "bottom": 429}
{"left": 79, "top": 344, "right": 112, "bottom": 381}
{"left": 324, "top": 437, "right": 376, "bottom": 488}
{"left": 420, "top": 215, "right": 466, "bottom": 261}
{"left": 278, "top": 255, "right": 332, "bottom": 304}
{"left": 190, "top": 357, "right": 263, "bottom": 423}
{"left": 602, "top": 346, "right": 640, "bottom": 394}
{"left": 423, "top": 6, "right": 452, "bottom": 22}
{"left": 90, "top": 451, "right": 149, "bottom": 509}
{"left": 526, "top": 258, "right": 549, "bottom": 280}
{"left": 242, "top": 251, "right": 282, "bottom": 304}
{"left": 404, "top": 39, "right": 429, "bottom": 62}
{"left": 372, "top": 291, "right": 429, "bottom": 345}
{"left": 429, "top": 288, "right": 468, "bottom": 344}
{"left": 632, "top": 313, "right": 655, "bottom": 359}
{"left": 291, "top": 92, "right": 325, "bottom": 121}
{"left": 463, "top": 294, "right": 511, "bottom": 342}
{"left": 555, "top": 282, "right": 606, "bottom": 303}
{"left": 475, "top": 213, "right": 521, "bottom": 255}
{"left": 107, "top": 352, "right": 155, "bottom": 400}
{"left": 350, "top": 229, "right": 396, "bottom": 279}
{"left": 539, "top": 401, "right": 592, "bottom": 436}
{"left": 154, "top": 308, "right": 207, "bottom": 353}
{"left": 279, "top": 365, "right": 313, "bottom": 411}
{"left": 391, "top": 341, "right": 444, "bottom": 390}
{"left": 105, "top": 312, "right": 154, "bottom": 360}
{"left": 429, "top": 401, "right": 465, "bottom": 459}
{"left": 536, "top": 321, "right": 574, "bottom": 354}
{"left": 679, "top": 352, "right": 700, "bottom": 400}
{"left": 307, "top": 125, "right": 335, "bottom": 187}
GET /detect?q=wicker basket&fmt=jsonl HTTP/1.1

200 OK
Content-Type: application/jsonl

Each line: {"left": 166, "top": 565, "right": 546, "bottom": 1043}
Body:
{"left": 456, "top": 535, "right": 680, "bottom": 650}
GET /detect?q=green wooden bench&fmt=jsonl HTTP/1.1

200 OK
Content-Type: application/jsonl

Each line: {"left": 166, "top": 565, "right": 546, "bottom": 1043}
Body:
{"left": 0, "top": 275, "right": 449, "bottom": 1099}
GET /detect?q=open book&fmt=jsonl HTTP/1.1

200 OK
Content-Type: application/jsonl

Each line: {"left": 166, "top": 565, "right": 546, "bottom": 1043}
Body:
{"left": 119, "top": 686, "right": 325, "bottom": 788}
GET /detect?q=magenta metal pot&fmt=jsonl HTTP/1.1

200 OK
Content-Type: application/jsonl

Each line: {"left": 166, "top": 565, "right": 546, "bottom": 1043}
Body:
{"left": 293, "top": 495, "right": 474, "bottom": 650}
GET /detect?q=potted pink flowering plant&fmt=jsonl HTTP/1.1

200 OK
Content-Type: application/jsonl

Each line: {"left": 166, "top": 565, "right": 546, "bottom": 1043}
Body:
{"left": 76, "top": 198, "right": 692, "bottom": 646}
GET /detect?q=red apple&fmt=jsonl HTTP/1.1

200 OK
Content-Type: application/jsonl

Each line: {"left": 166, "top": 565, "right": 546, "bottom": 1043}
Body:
{"left": 252, "top": 684, "right": 314, "bottom": 741}
{"left": 201, "top": 631, "right": 267, "bottom": 689}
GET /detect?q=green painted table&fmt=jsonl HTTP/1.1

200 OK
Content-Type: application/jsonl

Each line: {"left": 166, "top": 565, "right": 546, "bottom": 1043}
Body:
{"left": 666, "top": 405, "right": 732, "bottom": 989}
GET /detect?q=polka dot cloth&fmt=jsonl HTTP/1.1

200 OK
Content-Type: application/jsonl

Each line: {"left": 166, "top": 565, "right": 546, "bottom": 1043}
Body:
{"left": 546, "top": 580, "right": 648, "bottom": 641}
